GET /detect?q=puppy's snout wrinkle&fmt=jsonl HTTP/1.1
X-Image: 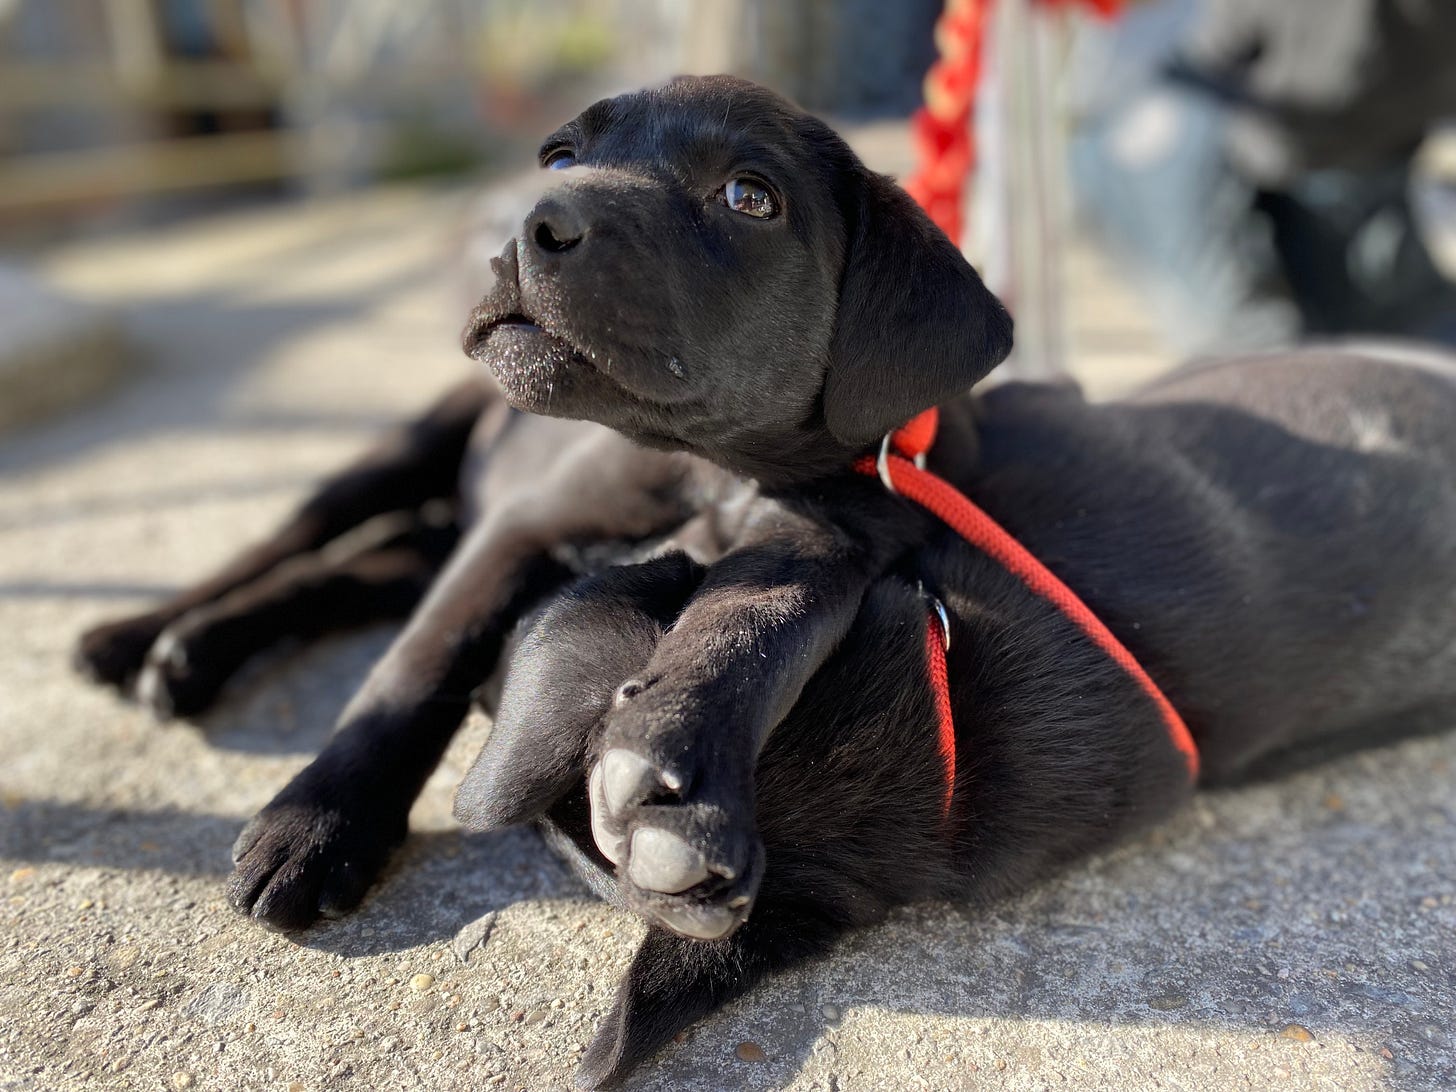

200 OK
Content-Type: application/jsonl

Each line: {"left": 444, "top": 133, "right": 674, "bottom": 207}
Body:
{"left": 527, "top": 196, "right": 587, "bottom": 256}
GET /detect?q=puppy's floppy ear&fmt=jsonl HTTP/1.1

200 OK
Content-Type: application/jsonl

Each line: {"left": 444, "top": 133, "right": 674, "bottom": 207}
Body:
{"left": 823, "top": 170, "right": 1013, "bottom": 448}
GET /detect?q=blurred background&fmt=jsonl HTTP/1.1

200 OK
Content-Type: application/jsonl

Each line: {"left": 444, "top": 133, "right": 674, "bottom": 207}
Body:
{"left": 0, "top": 0, "right": 956, "bottom": 436}
{"left": 3, "top": 0, "right": 1456, "bottom": 438}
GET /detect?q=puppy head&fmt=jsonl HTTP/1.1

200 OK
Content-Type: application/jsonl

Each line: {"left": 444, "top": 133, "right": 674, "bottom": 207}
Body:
{"left": 463, "top": 75, "right": 1011, "bottom": 485}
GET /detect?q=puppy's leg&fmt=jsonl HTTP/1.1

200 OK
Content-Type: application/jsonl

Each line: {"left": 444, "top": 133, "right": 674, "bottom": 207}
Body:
{"left": 134, "top": 509, "right": 459, "bottom": 719}
{"left": 454, "top": 551, "right": 705, "bottom": 833}
{"left": 577, "top": 577, "right": 951, "bottom": 1089}
{"left": 74, "top": 379, "right": 497, "bottom": 690}
{"left": 225, "top": 521, "right": 572, "bottom": 930}
{"left": 228, "top": 437, "right": 695, "bottom": 931}
{"left": 587, "top": 500, "right": 893, "bottom": 938}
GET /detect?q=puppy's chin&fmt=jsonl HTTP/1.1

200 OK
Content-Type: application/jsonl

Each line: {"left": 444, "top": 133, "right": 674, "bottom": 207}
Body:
{"left": 473, "top": 324, "right": 589, "bottom": 415}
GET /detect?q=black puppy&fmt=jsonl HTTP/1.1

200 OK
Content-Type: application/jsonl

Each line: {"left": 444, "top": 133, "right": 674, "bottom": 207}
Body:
{"left": 76, "top": 75, "right": 1011, "bottom": 942}
{"left": 75, "top": 77, "right": 1456, "bottom": 1088}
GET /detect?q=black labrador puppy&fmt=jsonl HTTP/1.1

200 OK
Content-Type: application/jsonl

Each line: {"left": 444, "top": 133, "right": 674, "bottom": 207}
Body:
{"left": 76, "top": 75, "right": 1013, "bottom": 939}
{"left": 75, "top": 77, "right": 1456, "bottom": 1087}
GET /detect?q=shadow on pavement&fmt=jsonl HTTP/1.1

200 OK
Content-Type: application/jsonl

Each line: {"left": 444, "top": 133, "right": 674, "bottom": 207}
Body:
{"left": 4, "top": 729, "right": 1452, "bottom": 1090}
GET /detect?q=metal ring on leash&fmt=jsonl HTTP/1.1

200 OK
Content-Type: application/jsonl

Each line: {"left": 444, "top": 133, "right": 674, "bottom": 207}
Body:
{"left": 917, "top": 579, "right": 952, "bottom": 653}
{"left": 877, "top": 434, "right": 930, "bottom": 494}
{"left": 877, "top": 434, "right": 897, "bottom": 493}
{"left": 929, "top": 595, "right": 951, "bottom": 652}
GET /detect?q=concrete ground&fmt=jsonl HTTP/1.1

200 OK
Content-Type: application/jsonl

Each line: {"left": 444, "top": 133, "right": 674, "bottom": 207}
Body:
{"left": 2, "top": 159, "right": 1454, "bottom": 1092}
{"left": 0, "top": 264, "right": 130, "bottom": 434}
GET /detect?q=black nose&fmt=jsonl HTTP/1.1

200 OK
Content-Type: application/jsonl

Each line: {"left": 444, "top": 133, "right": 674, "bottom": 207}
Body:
{"left": 527, "top": 196, "right": 587, "bottom": 256}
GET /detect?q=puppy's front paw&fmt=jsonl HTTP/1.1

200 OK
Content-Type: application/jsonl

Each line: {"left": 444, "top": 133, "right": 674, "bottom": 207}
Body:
{"left": 134, "top": 615, "right": 233, "bottom": 720}
{"left": 227, "top": 785, "right": 405, "bottom": 932}
{"left": 74, "top": 613, "right": 167, "bottom": 690}
{"left": 588, "top": 690, "right": 765, "bottom": 939}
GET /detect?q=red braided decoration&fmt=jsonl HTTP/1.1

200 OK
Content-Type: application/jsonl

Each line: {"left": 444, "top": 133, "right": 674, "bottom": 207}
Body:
{"left": 905, "top": 0, "right": 1125, "bottom": 247}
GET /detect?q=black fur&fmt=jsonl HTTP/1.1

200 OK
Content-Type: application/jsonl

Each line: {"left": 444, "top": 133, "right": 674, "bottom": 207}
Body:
{"left": 73, "top": 77, "right": 1456, "bottom": 1088}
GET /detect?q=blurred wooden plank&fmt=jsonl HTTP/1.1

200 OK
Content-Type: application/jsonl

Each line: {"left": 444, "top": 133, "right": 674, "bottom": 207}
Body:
{"left": 0, "top": 62, "right": 280, "bottom": 110}
{"left": 0, "top": 59, "right": 487, "bottom": 113}
{"left": 0, "top": 131, "right": 296, "bottom": 212}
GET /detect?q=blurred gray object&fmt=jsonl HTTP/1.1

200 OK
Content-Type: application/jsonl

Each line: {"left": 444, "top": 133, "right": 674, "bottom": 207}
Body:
{"left": 680, "top": 0, "right": 943, "bottom": 118}
{"left": 1175, "top": 0, "right": 1456, "bottom": 188}
{"left": 1067, "top": 0, "right": 1456, "bottom": 355}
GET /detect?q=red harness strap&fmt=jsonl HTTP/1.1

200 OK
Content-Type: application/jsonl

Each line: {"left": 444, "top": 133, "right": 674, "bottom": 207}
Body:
{"left": 855, "top": 408, "right": 1201, "bottom": 817}
{"left": 921, "top": 607, "right": 957, "bottom": 818}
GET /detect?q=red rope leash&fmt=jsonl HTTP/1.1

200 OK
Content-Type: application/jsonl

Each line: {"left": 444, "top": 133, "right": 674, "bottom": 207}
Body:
{"left": 897, "top": 0, "right": 1151, "bottom": 818}
{"left": 856, "top": 412, "right": 1200, "bottom": 816}
{"left": 922, "top": 613, "right": 957, "bottom": 817}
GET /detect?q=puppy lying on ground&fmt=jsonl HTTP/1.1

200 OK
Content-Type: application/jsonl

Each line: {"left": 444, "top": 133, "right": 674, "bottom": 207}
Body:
{"left": 76, "top": 76, "right": 1456, "bottom": 1088}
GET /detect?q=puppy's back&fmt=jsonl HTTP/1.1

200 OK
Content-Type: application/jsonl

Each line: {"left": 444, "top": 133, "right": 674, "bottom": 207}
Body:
{"left": 960, "top": 344, "right": 1456, "bottom": 782}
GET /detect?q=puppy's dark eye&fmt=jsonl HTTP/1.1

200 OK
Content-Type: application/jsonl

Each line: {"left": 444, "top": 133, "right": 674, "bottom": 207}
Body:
{"left": 719, "top": 177, "right": 777, "bottom": 218}
{"left": 543, "top": 148, "right": 577, "bottom": 170}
